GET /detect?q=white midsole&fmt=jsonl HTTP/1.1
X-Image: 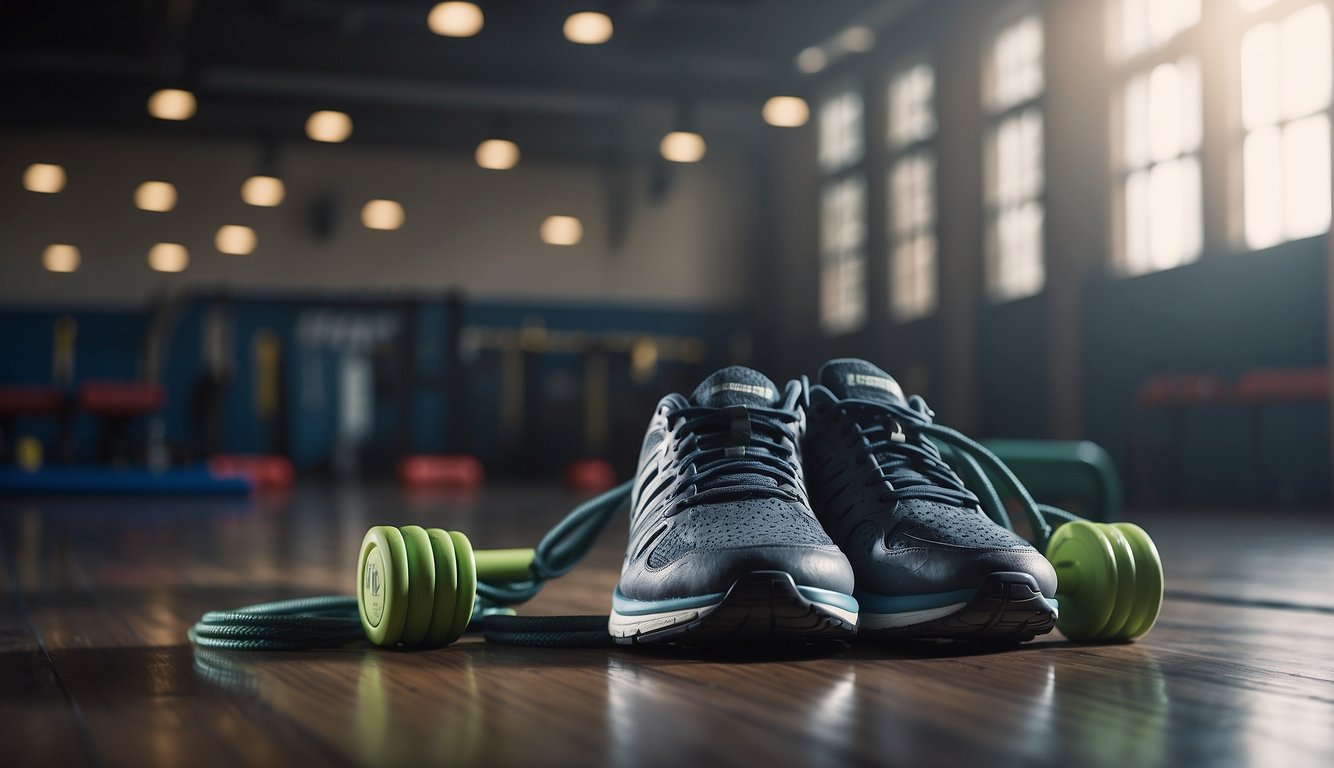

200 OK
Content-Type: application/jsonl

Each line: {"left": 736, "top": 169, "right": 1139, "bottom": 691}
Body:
{"left": 859, "top": 602, "right": 968, "bottom": 630}
{"left": 608, "top": 604, "right": 717, "bottom": 638}
{"left": 608, "top": 601, "right": 860, "bottom": 638}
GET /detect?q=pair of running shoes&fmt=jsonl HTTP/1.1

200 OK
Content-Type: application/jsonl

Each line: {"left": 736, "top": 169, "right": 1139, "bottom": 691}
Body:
{"left": 610, "top": 358, "right": 1058, "bottom": 646}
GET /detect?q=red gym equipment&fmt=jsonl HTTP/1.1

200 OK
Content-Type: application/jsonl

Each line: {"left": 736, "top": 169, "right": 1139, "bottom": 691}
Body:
{"left": 399, "top": 454, "right": 486, "bottom": 489}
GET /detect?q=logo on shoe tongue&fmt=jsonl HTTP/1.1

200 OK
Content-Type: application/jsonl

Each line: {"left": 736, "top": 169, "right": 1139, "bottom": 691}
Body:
{"left": 705, "top": 382, "right": 774, "bottom": 401}
{"left": 846, "top": 373, "right": 897, "bottom": 392}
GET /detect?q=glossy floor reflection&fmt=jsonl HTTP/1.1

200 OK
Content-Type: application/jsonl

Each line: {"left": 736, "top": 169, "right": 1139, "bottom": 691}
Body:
{"left": 2, "top": 487, "right": 1331, "bottom": 767}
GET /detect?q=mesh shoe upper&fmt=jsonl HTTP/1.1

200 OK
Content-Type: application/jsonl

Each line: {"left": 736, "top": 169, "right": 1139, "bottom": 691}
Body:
{"left": 803, "top": 359, "right": 1056, "bottom": 599}
{"left": 616, "top": 366, "right": 854, "bottom": 603}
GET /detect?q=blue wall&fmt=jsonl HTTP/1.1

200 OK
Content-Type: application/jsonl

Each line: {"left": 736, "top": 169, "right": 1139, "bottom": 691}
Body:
{"left": 0, "top": 295, "right": 744, "bottom": 477}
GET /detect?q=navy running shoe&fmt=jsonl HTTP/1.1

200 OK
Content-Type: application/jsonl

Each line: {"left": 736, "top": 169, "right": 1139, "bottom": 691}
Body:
{"left": 803, "top": 359, "right": 1058, "bottom": 643}
{"left": 610, "top": 365, "right": 859, "bottom": 645}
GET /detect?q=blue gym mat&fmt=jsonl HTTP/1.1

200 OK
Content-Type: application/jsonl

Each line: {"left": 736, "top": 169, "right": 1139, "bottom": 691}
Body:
{"left": 0, "top": 466, "right": 251, "bottom": 496}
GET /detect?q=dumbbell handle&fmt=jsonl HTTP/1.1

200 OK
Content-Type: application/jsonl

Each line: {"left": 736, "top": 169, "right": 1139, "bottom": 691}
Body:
{"left": 474, "top": 548, "right": 537, "bottom": 582}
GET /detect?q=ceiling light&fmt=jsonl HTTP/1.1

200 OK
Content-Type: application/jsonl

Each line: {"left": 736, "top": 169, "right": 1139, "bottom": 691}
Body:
{"left": 659, "top": 131, "right": 706, "bottom": 163}
{"left": 134, "top": 181, "right": 177, "bottom": 212}
{"left": 475, "top": 139, "right": 520, "bottom": 170}
{"left": 839, "top": 26, "right": 875, "bottom": 53}
{"left": 564, "top": 12, "right": 613, "bottom": 45}
{"left": 428, "top": 2, "right": 484, "bottom": 37}
{"left": 362, "top": 199, "right": 405, "bottom": 230}
{"left": 215, "top": 225, "right": 257, "bottom": 255}
{"left": 147, "top": 88, "right": 196, "bottom": 121}
{"left": 22, "top": 163, "right": 65, "bottom": 194}
{"left": 306, "top": 110, "right": 353, "bottom": 143}
{"left": 43, "top": 244, "right": 80, "bottom": 273}
{"left": 241, "top": 176, "right": 285, "bottom": 207}
{"left": 148, "top": 243, "right": 189, "bottom": 273}
{"left": 540, "top": 215, "right": 583, "bottom": 246}
{"left": 762, "top": 96, "right": 810, "bottom": 127}
{"left": 796, "top": 47, "right": 827, "bottom": 74}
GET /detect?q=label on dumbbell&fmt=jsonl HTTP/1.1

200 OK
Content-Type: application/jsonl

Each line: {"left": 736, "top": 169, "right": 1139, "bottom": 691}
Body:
{"left": 363, "top": 548, "right": 385, "bottom": 627}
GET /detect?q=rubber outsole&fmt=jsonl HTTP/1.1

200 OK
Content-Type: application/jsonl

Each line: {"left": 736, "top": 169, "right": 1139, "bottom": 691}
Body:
{"left": 860, "top": 572, "right": 1058, "bottom": 644}
{"left": 612, "top": 570, "right": 858, "bottom": 647}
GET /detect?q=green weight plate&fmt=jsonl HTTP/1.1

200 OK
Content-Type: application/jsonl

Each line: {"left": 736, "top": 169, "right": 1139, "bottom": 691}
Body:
{"left": 1096, "top": 524, "right": 1138, "bottom": 641}
{"left": 1111, "top": 522, "right": 1164, "bottom": 640}
{"left": 398, "top": 526, "right": 437, "bottom": 646}
{"left": 447, "top": 531, "right": 478, "bottom": 644}
{"left": 1045, "top": 520, "right": 1118, "bottom": 642}
{"left": 424, "top": 528, "right": 461, "bottom": 647}
{"left": 358, "top": 526, "right": 410, "bottom": 647}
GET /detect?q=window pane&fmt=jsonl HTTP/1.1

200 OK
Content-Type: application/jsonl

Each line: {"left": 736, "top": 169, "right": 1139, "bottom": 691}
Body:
{"left": 989, "top": 15, "right": 1044, "bottom": 111}
{"left": 891, "top": 234, "right": 938, "bottom": 320}
{"left": 991, "top": 201, "right": 1045, "bottom": 299}
{"left": 1243, "top": 125, "right": 1284, "bottom": 249}
{"left": 1279, "top": 4, "right": 1332, "bottom": 120}
{"left": 819, "top": 91, "right": 865, "bottom": 173}
{"left": 820, "top": 177, "right": 867, "bottom": 334}
{"left": 889, "top": 64, "right": 936, "bottom": 148}
{"left": 1123, "top": 71, "right": 1150, "bottom": 168}
{"left": 1147, "top": 157, "right": 1201, "bottom": 270}
{"left": 1148, "top": 62, "right": 1184, "bottom": 162}
{"left": 1282, "top": 113, "right": 1332, "bottom": 239}
{"left": 1242, "top": 22, "right": 1280, "bottom": 130}
{"left": 1118, "top": 0, "right": 1198, "bottom": 59}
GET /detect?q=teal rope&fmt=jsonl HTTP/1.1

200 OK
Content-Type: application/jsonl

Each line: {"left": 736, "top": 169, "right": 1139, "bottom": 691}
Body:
{"left": 189, "top": 482, "right": 634, "bottom": 651}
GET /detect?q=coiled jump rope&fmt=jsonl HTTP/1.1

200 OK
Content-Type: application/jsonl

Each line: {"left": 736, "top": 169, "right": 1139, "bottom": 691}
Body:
{"left": 190, "top": 426, "right": 1163, "bottom": 651}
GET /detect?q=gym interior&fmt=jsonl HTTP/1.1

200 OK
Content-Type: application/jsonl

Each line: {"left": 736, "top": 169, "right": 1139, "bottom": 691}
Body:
{"left": 1, "top": 1, "right": 1331, "bottom": 766}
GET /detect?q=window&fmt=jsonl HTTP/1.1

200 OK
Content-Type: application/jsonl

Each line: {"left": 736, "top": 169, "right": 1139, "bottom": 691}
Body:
{"left": 1239, "top": 1, "right": 1332, "bottom": 250}
{"left": 818, "top": 88, "right": 867, "bottom": 335}
{"left": 887, "top": 63, "right": 938, "bottom": 320}
{"left": 1112, "top": 0, "right": 1203, "bottom": 275}
{"left": 984, "top": 13, "right": 1045, "bottom": 301}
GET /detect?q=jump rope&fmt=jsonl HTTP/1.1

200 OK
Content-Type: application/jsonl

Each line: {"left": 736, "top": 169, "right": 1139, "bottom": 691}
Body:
{"left": 190, "top": 396, "right": 1163, "bottom": 651}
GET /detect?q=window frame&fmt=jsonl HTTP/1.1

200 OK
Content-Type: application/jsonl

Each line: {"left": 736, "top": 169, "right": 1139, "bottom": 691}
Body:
{"left": 1231, "top": 0, "right": 1334, "bottom": 252}
{"left": 1107, "top": 0, "right": 1206, "bottom": 276}
{"left": 982, "top": 4, "right": 1048, "bottom": 303}
{"left": 885, "top": 57, "right": 940, "bottom": 322}
{"left": 817, "top": 82, "right": 870, "bottom": 337}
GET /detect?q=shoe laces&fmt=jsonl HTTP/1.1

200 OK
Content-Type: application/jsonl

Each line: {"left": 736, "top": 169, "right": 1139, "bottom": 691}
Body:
{"left": 833, "top": 395, "right": 979, "bottom": 507}
{"left": 663, "top": 403, "right": 804, "bottom": 510}
{"left": 828, "top": 393, "right": 1057, "bottom": 546}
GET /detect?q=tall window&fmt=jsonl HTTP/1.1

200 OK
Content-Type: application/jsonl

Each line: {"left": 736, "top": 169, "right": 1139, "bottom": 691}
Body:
{"left": 1111, "top": 0, "right": 1203, "bottom": 275}
{"left": 1239, "top": 0, "right": 1332, "bottom": 250}
{"left": 983, "top": 12, "right": 1045, "bottom": 301}
{"left": 819, "top": 88, "right": 867, "bottom": 335}
{"left": 887, "top": 63, "right": 938, "bottom": 321}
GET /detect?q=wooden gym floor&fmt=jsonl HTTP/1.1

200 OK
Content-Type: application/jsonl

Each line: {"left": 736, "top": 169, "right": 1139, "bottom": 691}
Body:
{"left": 2, "top": 486, "right": 1332, "bottom": 768}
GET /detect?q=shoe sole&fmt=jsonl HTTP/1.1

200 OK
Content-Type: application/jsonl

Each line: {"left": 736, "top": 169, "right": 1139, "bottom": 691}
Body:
{"left": 859, "top": 571, "right": 1058, "bottom": 644}
{"left": 610, "top": 570, "right": 859, "bottom": 646}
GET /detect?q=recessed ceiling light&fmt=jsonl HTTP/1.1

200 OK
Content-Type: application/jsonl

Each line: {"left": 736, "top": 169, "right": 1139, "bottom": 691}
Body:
{"left": 659, "top": 131, "right": 707, "bottom": 163}
{"left": 839, "top": 26, "right": 875, "bottom": 53}
{"left": 215, "top": 225, "right": 257, "bottom": 255}
{"left": 796, "top": 47, "right": 827, "bottom": 74}
{"left": 306, "top": 110, "right": 353, "bottom": 143}
{"left": 134, "top": 181, "right": 177, "bottom": 212}
{"left": 564, "top": 12, "right": 613, "bottom": 45}
{"left": 762, "top": 96, "right": 810, "bottom": 127}
{"left": 148, "top": 243, "right": 189, "bottom": 273}
{"left": 540, "top": 215, "right": 583, "bottom": 246}
{"left": 362, "top": 199, "right": 405, "bottom": 230}
{"left": 43, "top": 244, "right": 80, "bottom": 273}
{"left": 427, "top": 2, "right": 484, "bottom": 37}
{"left": 22, "top": 163, "right": 66, "bottom": 194}
{"left": 241, "top": 176, "right": 285, "bottom": 207}
{"left": 475, "top": 139, "right": 520, "bottom": 170}
{"left": 147, "top": 88, "right": 196, "bottom": 121}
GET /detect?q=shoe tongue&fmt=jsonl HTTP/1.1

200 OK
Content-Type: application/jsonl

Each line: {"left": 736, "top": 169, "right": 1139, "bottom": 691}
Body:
{"left": 818, "top": 359, "right": 907, "bottom": 404}
{"left": 690, "top": 366, "right": 781, "bottom": 408}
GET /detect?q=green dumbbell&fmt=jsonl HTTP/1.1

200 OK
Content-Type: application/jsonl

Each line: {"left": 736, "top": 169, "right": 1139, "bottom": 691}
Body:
{"left": 357, "top": 525, "right": 536, "bottom": 647}
{"left": 1045, "top": 520, "right": 1163, "bottom": 642}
